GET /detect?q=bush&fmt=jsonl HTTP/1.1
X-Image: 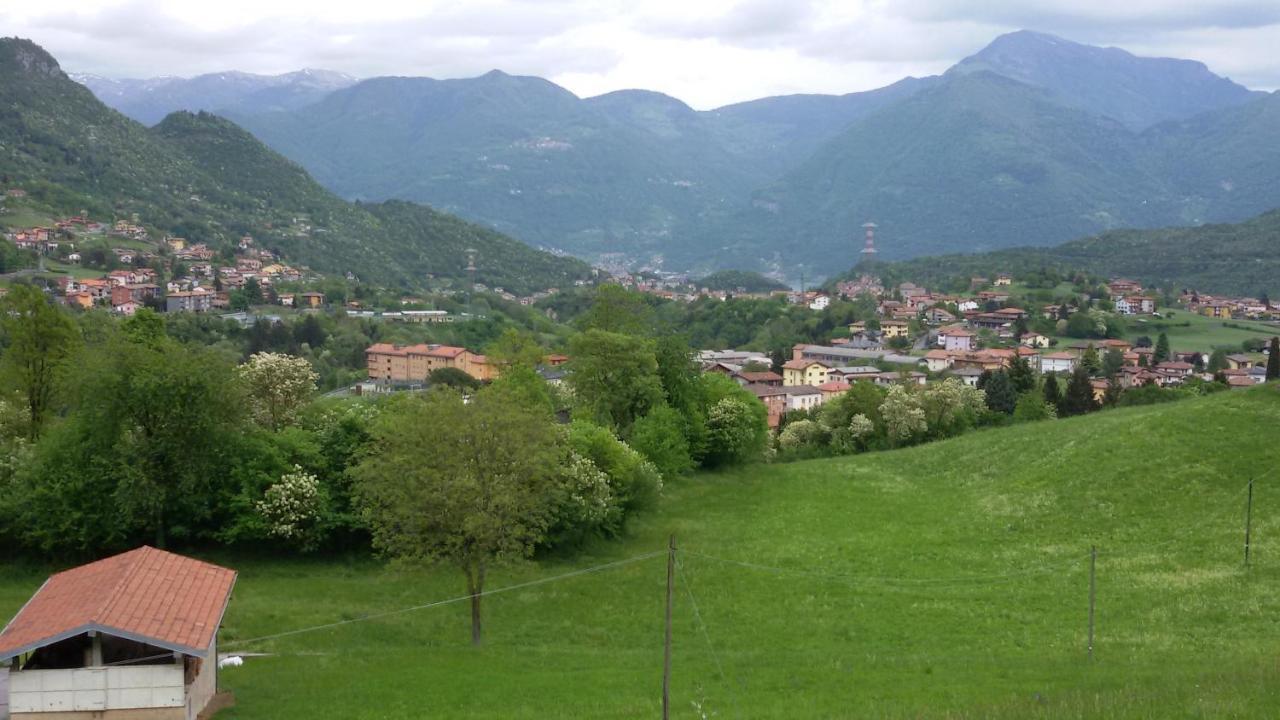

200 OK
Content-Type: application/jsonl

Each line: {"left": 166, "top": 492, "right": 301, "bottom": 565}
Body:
{"left": 568, "top": 421, "right": 662, "bottom": 528}
{"left": 1013, "top": 392, "right": 1057, "bottom": 423}
{"left": 629, "top": 405, "right": 693, "bottom": 478}
{"left": 778, "top": 419, "right": 828, "bottom": 457}
{"left": 704, "top": 398, "right": 768, "bottom": 467}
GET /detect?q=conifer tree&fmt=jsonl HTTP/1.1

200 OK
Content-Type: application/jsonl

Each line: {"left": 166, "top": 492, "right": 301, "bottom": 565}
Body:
{"left": 1154, "top": 332, "right": 1171, "bottom": 364}
{"left": 1042, "top": 372, "right": 1061, "bottom": 409}
{"left": 983, "top": 371, "right": 1018, "bottom": 414}
{"left": 1060, "top": 367, "right": 1098, "bottom": 417}
{"left": 1007, "top": 355, "right": 1036, "bottom": 393}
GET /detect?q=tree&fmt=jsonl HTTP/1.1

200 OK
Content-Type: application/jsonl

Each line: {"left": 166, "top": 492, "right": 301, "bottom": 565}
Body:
{"left": 355, "top": 390, "right": 564, "bottom": 645}
{"left": 429, "top": 366, "right": 481, "bottom": 391}
{"left": 1013, "top": 392, "right": 1057, "bottom": 423}
{"left": 1267, "top": 337, "right": 1279, "bottom": 381}
{"left": 243, "top": 277, "right": 264, "bottom": 305}
{"left": 238, "top": 352, "right": 318, "bottom": 430}
{"left": 579, "top": 284, "right": 653, "bottom": 335}
{"left": 704, "top": 397, "right": 767, "bottom": 467}
{"left": 920, "top": 378, "right": 987, "bottom": 435}
{"left": 1042, "top": 372, "right": 1061, "bottom": 409}
{"left": 982, "top": 371, "right": 1018, "bottom": 414}
{"left": 0, "top": 285, "right": 80, "bottom": 438}
{"left": 568, "top": 329, "right": 664, "bottom": 434}
{"left": 1007, "top": 355, "right": 1036, "bottom": 393}
{"left": 1101, "top": 348, "right": 1125, "bottom": 379}
{"left": 879, "top": 384, "right": 927, "bottom": 447}
{"left": 629, "top": 406, "right": 693, "bottom": 478}
{"left": 486, "top": 328, "right": 545, "bottom": 372}
{"left": 1080, "top": 344, "right": 1101, "bottom": 376}
{"left": 1154, "top": 332, "right": 1171, "bottom": 364}
{"left": 1060, "top": 367, "right": 1098, "bottom": 417}
{"left": 1207, "top": 349, "right": 1229, "bottom": 373}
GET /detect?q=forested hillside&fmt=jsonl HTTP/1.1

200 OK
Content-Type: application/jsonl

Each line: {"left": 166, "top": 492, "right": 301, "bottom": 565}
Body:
{"left": 0, "top": 39, "right": 591, "bottom": 294}
{"left": 869, "top": 208, "right": 1280, "bottom": 296}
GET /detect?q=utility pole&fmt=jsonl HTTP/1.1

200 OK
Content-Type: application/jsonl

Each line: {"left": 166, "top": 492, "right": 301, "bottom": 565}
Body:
{"left": 1088, "top": 545, "right": 1097, "bottom": 661}
{"left": 663, "top": 535, "right": 675, "bottom": 720}
{"left": 1245, "top": 479, "right": 1255, "bottom": 567}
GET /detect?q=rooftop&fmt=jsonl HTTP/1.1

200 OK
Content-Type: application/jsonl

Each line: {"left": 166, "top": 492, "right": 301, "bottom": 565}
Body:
{"left": 0, "top": 546, "right": 236, "bottom": 661}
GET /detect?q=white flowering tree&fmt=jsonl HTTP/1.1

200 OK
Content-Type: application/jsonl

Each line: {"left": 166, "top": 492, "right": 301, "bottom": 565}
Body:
{"left": 238, "top": 352, "right": 318, "bottom": 430}
{"left": 880, "top": 384, "right": 928, "bottom": 447}
{"left": 256, "top": 465, "right": 329, "bottom": 551}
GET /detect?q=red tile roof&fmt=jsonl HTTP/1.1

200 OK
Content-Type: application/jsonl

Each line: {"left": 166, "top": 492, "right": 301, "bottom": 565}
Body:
{"left": 0, "top": 547, "right": 235, "bottom": 660}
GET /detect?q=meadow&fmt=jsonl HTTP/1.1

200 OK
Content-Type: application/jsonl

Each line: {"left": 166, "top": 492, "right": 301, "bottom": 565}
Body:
{"left": 2, "top": 387, "right": 1278, "bottom": 718}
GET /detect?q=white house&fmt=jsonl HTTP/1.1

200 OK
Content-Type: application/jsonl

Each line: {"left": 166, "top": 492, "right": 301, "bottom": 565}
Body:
{"left": 808, "top": 295, "right": 831, "bottom": 311}
{"left": 1040, "top": 352, "right": 1076, "bottom": 374}
{"left": 782, "top": 386, "right": 823, "bottom": 412}
{"left": 0, "top": 546, "right": 236, "bottom": 720}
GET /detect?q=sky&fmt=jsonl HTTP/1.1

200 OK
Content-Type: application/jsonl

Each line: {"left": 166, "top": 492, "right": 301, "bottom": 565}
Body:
{"left": 2, "top": 0, "right": 1278, "bottom": 109}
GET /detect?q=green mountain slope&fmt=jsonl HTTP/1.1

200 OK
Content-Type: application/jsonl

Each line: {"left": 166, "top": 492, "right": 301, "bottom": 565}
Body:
{"left": 233, "top": 73, "right": 766, "bottom": 261}
{"left": 870, "top": 208, "right": 1280, "bottom": 296}
{"left": 0, "top": 39, "right": 591, "bottom": 294}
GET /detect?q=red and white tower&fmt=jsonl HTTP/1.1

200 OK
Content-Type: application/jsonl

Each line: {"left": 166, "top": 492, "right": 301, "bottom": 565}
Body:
{"left": 860, "top": 222, "right": 878, "bottom": 257}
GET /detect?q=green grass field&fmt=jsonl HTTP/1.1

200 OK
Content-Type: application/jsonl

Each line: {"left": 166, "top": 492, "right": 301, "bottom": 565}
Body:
{"left": 3, "top": 387, "right": 1278, "bottom": 718}
{"left": 1125, "top": 312, "right": 1278, "bottom": 352}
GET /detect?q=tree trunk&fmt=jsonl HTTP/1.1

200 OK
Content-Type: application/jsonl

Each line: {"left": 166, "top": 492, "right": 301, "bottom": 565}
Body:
{"left": 465, "top": 562, "right": 486, "bottom": 646}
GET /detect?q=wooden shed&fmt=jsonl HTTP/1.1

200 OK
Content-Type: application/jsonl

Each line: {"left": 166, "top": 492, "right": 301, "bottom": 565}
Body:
{"left": 0, "top": 547, "right": 235, "bottom": 720}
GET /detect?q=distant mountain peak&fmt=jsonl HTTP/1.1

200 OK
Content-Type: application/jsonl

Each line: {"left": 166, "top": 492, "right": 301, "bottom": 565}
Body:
{"left": 0, "top": 37, "right": 63, "bottom": 79}
{"left": 948, "top": 29, "right": 1258, "bottom": 129}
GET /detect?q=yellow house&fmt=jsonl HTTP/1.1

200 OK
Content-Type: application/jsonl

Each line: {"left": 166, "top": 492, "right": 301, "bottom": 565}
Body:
{"left": 1020, "top": 333, "right": 1051, "bottom": 348}
{"left": 880, "top": 320, "right": 910, "bottom": 339}
{"left": 1200, "top": 304, "right": 1232, "bottom": 319}
{"left": 994, "top": 274, "right": 1013, "bottom": 286}
{"left": 781, "top": 359, "right": 830, "bottom": 387}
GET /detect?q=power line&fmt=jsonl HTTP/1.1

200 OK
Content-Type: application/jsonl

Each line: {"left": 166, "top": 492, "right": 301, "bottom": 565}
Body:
{"left": 676, "top": 557, "right": 741, "bottom": 719}
{"left": 684, "top": 549, "right": 1085, "bottom": 589}
{"left": 223, "top": 550, "right": 664, "bottom": 651}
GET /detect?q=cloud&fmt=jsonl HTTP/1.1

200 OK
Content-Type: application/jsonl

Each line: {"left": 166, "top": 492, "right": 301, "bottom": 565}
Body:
{"left": 1, "top": 0, "right": 1276, "bottom": 107}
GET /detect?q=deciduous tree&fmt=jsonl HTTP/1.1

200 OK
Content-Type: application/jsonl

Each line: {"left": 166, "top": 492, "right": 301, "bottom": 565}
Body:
{"left": 355, "top": 390, "right": 564, "bottom": 645}
{"left": 0, "top": 285, "right": 79, "bottom": 438}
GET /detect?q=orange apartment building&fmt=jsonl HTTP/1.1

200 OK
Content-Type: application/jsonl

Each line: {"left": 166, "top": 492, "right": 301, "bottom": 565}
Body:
{"left": 366, "top": 343, "right": 499, "bottom": 383}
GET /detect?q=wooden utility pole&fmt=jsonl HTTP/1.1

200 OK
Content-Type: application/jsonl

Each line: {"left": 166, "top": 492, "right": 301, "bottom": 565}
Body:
{"left": 1087, "top": 545, "right": 1097, "bottom": 661}
{"left": 1245, "top": 479, "right": 1255, "bottom": 567}
{"left": 663, "top": 535, "right": 675, "bottom": 720}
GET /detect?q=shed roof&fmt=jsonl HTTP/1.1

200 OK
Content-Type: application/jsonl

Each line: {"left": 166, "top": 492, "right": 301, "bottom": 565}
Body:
{"left": 0, "top": 546, "right": 235, "bottom": 661}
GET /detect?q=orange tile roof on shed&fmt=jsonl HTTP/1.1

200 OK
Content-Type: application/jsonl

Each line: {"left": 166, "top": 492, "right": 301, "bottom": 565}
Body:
{"left": 0, "top": 546, "right": 235, "bottom": 661}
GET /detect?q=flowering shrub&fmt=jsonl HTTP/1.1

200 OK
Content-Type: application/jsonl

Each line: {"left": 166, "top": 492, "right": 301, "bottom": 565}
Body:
{"left": 256, "top": 465, "right": 329, "bottom": 551}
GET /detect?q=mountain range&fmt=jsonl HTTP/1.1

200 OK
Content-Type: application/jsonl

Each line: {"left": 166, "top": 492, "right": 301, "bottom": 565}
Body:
{"left": 0, "top": 39, "right": 591, "bottom": 295}
{"left": 64, "top": 31, "right": 1280, "bottom": 281}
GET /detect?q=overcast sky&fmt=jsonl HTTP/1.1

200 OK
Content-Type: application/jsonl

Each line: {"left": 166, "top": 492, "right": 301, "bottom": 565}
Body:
{"left": 3, "top": 0, "right": 1278, "bottom": 109}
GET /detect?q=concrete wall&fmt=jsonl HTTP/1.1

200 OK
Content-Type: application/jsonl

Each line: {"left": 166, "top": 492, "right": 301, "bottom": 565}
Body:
{"left": 184, "top": 639, "right": 215, "bottom": 720}
{"left": 8, "top": 666, "right": 183, "bottom": 715}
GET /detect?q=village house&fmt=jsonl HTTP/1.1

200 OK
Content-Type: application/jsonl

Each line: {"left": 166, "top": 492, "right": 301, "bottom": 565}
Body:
{"left": 1200, "top": 303, "right": 1232, "bottom": 319}
{"left": 782, "top": 359, "right": 831, "bottom": 387}
{"left": 734, "top": 370, "right": 783, "bottom": 387}
{"left": 827, "top": 366, "right": 882, "bottom": 383}
{"left": 1224, "top": 354, "right": 1256, "bottom": 371}
{"left": 938, "top": 327, "right": 977, "bottom": 352}
{"left": 880, "top": 320, "right": 910, "bottom": 339}
{"left": 165, "top": 289, "right": 214, "bottom": 313}
{"left": 817, "top": 381, "right": 851, "bottom": 401}
{"left": 924, "top": 350, "right": 953, "bottom": 372}
{"left": 746, "top": 385, "right": 789, "bottom": 429}
{"left": 781, "top": 385, "right": 823, "bottom": 412}
{"left": 924, "top": 307, "right": 956, "bottom": 325}
{"left": 1021, "top": 333, "right": 1051, "bottom": 349}
{"left": 994, "top": 273, "right": 1013, "bottom": 286}
{"left": 298, "top": 292, "right": 325, "bottom": 309}
{"left": 1040, "top": 352, "right": 1077, "bottom": 374}
{"left": 0, "top": 546, "right": 235, "bottom": 720}
{"left": 950, "top": 367, "right": 986, "bottom": 387}
{"left": 1108, "top": 279, "right": 1143, "bottom": 299}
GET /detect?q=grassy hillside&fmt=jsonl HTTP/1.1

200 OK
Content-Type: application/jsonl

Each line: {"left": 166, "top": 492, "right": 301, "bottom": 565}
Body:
{"left": 4, "top": 387, "right": 1275, "bottom": 718}
{"left": 873, "top": 207, "right": 1280, "bottom": 296}
{"left": 0, "top": 39, "right": 591, "bottom": 294}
